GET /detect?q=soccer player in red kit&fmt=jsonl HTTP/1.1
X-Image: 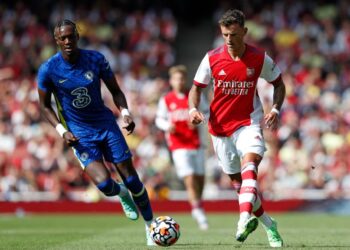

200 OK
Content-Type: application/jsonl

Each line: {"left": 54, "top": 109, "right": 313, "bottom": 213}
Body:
{"left": 188, "top": 9, "right": 285, "bottom": 247}
{"left": 156, "top": 65, "right": 209, "bottom": 230}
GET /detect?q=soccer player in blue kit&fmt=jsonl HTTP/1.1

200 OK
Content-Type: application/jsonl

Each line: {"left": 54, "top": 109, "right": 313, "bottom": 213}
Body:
{"left": 37, "top": 20, "right": 155, "bottom": 246}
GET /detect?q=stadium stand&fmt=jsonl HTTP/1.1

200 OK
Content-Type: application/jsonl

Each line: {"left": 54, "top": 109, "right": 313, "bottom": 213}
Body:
{"left": 0, "top": 0, "right": 350, "bottom": 202}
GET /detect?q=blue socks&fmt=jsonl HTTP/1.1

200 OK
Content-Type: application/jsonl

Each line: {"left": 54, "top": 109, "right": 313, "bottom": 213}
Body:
{"left": 97, "top": 176, "right": 153, "bottom": 222}
{"left": 96, "top": 178, "right": 120, "bottom": 197}
{"left": 124, "top": 175, "right": 153, "bottom": 221}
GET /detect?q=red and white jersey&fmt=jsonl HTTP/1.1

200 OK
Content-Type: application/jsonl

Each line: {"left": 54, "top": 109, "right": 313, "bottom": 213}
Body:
{"left": 156, "top": 91, "right": 200, "bottom": 151}
{"left": 193, "top": 44, "right": 281, "bottom": 136}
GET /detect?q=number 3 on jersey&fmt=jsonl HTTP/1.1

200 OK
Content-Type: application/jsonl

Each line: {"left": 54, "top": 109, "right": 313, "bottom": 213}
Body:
{"left": 71, "top": 87, "right": 91, "bottom": 108}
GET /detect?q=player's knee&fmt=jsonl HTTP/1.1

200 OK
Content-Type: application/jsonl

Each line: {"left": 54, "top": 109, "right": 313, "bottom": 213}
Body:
{"left": 96, "top": 178, "right": 119, "bottom": 197}
{"left": 85, "top": 163, "right": 110, "bottom": 184}
{"left": 123, "top": 175, "right": 143, "bottom": 194}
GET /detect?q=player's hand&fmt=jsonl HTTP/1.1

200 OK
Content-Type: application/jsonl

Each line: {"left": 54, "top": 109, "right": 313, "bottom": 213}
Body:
{"left": 189, "top": 109, "right": 205, "bottom": 125}
{"left": 187, "top": 121, "right": 197, "bottom": 130}
{"left": 264, "top": 111, "right": 279, "bottom": 131}
{"left": 123, "top": 115, "right": 136, "bottom": 135}
{"left": 63, "top": 131, "right": 79, "bottom": 146}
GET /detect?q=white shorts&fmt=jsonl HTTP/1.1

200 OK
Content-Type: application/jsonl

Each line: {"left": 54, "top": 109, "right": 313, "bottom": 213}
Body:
{"left": 211, "top": 125, "right": 266, "bottom": 175}
{"left": 172, "top": 148, "right": 205, "bottom": 178}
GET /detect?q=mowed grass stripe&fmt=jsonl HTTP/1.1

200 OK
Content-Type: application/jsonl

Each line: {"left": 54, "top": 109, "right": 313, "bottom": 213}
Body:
{"left": 0, "top": 213, "right": 349, "bottom": 250}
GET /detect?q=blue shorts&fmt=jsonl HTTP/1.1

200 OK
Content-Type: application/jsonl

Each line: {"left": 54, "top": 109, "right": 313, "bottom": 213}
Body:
{"left": 71, "top": 121, "right": 132, "bottom": 168}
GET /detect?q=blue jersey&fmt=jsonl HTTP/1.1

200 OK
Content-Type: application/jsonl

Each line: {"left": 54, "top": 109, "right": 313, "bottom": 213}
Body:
{"left": 37, "top": 49, "right": 115, "bottom": 132}
{"left": 37, "top": 49, "right": 132, "bottom": 167}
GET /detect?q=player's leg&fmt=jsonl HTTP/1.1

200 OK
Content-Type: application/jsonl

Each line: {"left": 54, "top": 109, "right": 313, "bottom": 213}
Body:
{"left": 102, "top": 122, "right": 154, "bottom": 245}
{"left": 238, "top": 155, "right": 261, "bottom": 228}
{"left": 253, "top": 194, "right": 283, "bottom": 247}
{"left": 183, "top": 174, "right": 208, "bottom": 230}
{"left": 115, "top": 159, "right": 153, "bottom": 221}
{"left": 227, "top": 126, "right": 264, "bottom": 242}
{"left": 237, "top": 125, "right": 282, "bottom": 246}
{"left": 72, "top": 134, "right": 139, "bottom": 221}
{"left": 192, "top": 148, "right": 206, "bottom": 202}
{"left": 229, "top": 172, "right": 258, "bottom": 242}
{"left": 84, "top": 160, "right": 139, "bottom": 220}
{"left": 192, "top": 148, "right": 208, "bottom": 230}
{"left": 211, "top": 134, "right": 257, "bottom": 242}
{"left": 172, "top": 149, "right": 208, "bottom": 230}
{"left": 114, "top": 159, "right": 155, "bottom": 245}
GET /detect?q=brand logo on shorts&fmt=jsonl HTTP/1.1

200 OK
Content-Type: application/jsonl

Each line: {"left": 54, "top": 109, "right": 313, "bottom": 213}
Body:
{"left": 80, "top": 152, "right": 89, "bottom": 161}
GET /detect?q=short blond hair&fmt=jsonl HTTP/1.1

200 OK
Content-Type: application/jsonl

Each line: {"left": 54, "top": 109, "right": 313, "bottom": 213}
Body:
{"left": 168, "top": 65, "right": 187, "bottom": 77}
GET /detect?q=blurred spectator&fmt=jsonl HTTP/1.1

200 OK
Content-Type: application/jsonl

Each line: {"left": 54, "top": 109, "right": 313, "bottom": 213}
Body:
{"left": 1, "top": 0, "right": 350, "bottom": 201}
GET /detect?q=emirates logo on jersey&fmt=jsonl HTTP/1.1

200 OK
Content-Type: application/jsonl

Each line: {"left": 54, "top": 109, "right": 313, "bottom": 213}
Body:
{"left": 246, "top": 68, "right": 255, "bottom": 78}
{"left": 170, "top": 103, "right": 177, "bottom": 110}
{"left": 169, "top": 108, "right": 189, "bottom": 121}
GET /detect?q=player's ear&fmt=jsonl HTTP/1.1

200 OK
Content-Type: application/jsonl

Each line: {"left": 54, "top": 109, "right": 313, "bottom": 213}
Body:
{"left": 54, "top": 37, "right": 60, "bottom": 45}
{"left": 243, "top": 27, "right": 248, "bottom": 35}
{"left": 53, "top": 28, "right": 60, "bottom": 44}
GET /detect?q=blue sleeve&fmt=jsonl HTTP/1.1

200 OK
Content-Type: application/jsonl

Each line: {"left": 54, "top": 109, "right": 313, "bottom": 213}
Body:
{"left": 37, "top": 63, "right": 53, "bottom": 92}
{"left": 99, "top": 54, "right": 114, "bottom": 82}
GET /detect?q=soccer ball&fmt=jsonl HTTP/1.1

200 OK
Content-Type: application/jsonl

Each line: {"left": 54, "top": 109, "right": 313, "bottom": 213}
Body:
{"left": 149, "top": 216, "right": 180, "bottom": 247}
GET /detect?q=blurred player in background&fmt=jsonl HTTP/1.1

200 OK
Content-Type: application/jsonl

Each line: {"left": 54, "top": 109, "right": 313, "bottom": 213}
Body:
{"left": 188, "top": 9, "right": 285, "bottom": 247}
{"left": 37, "top": 19, "right": 155, "bottom": 246}
{"left": 156, "top": 65, "right": 209, "bottom": 230}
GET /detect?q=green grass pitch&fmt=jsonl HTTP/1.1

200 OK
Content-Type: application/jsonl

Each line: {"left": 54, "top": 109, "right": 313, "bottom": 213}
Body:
{"left": 0, "top": 212, "right": 349, "bottom": 249}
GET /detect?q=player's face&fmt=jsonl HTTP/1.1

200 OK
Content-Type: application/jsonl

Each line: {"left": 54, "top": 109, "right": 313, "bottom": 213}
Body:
{"left": 170, "top": 72, "right": 186, "bottom": 92}
{"left": 54, "top": 25, "right": 79, "bottom": 57}
{"left": 220, "top": 24, "right": 247, "bottom": 51}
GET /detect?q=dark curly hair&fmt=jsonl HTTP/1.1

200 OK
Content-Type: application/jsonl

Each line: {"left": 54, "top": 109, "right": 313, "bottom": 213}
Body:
{"left": 54, "top": 19, "right": 79, "bottom": 37}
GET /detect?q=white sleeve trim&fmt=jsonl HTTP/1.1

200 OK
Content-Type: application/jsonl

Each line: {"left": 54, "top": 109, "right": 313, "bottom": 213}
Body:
{"left": 260, "top": 53, "right": 281, "bottom": 82}
{"left": 194, "top": 53, "right": 212, "bottom": 86}
{"left": 155, "top": 117, "right": 171, "bottom": 131}
{"left": 156, "top": 97, "right": 171, "bottom": 131}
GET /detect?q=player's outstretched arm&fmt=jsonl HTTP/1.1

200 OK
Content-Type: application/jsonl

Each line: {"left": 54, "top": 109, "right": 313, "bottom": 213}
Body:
{"left": 188, "top": 84, "right": 205, "bottom": 125}
{"left": 38, "top": 89, "right": 79, "bottom": 146}
{"left": 104, "top": 77, "right": 135, "bottom": 134}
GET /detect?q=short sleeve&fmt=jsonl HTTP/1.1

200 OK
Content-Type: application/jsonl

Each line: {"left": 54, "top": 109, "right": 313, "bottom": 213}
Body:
{"left": 193, "top": 53, "right": 212, "bottom": 88}
{"left": 260, "top": 53, "right": 281, "bottom": 83}
{"left": 156, "top": 96, "right": 168, "bottom": 119}
{"left": 155, "top": 96, "right": 171, "bottom": 131}
{"left": 99, "top": 54, "right": 114, "bottom": 81}
{"left": 37, "top": 63, "right": 53, "bottom": 92}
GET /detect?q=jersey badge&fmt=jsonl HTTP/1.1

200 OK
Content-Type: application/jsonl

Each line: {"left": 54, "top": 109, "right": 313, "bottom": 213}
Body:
{"left": 80, "top": 152, "right": 89, "bottom": 161}
{"left": 84, "top": 71, "right": 94, "bottom": 81}
{"left": 247, "top": 68, "right": 255, "bottom": 78}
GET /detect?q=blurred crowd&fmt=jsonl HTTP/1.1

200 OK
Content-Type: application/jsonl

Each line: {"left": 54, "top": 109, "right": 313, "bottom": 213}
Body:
{"left": 1, "top": 0, "right": 350, "bottom": 201}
